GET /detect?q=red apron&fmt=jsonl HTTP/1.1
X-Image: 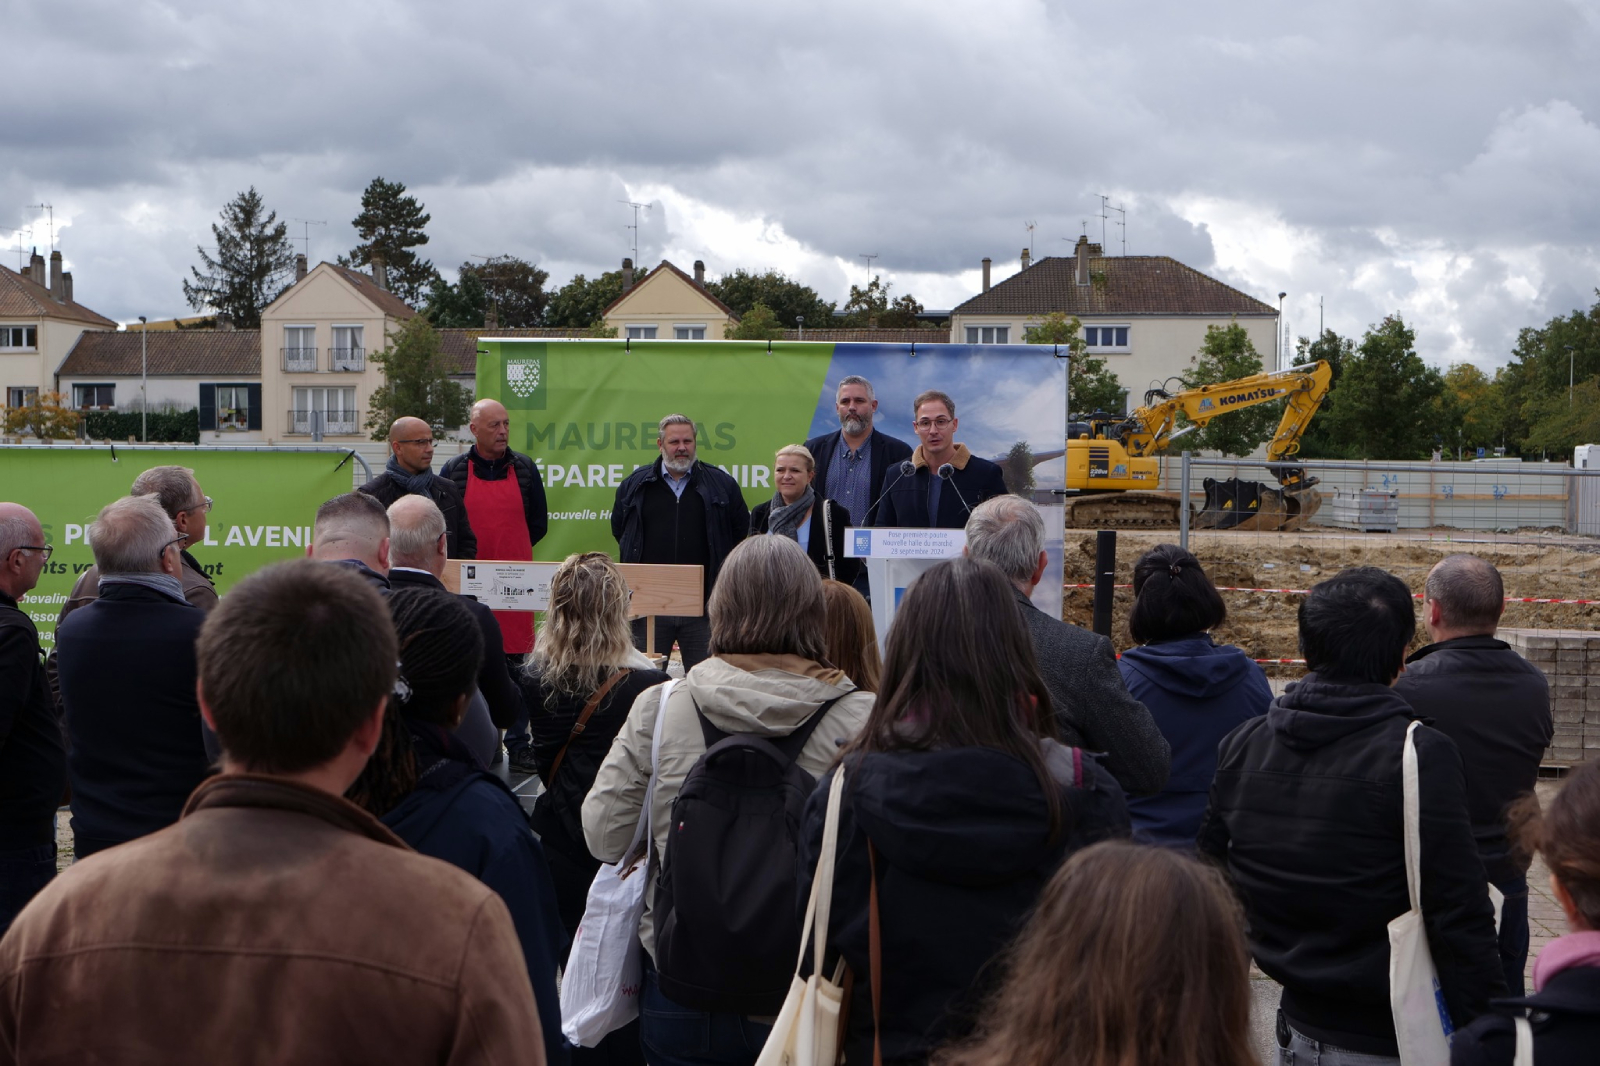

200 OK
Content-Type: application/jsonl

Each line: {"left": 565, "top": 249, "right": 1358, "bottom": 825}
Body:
{"left": 464, "top": 460, "right": 535, "bottom": 654}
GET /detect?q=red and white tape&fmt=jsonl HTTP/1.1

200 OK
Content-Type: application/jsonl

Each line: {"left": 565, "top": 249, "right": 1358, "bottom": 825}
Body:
{"left": 1065, "top": 584, "right": 1598, "bottom": 604}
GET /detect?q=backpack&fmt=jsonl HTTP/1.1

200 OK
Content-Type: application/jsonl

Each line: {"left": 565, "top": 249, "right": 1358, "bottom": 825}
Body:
{"left": 653, "top": 694, "right": 843, "bottom": 1015}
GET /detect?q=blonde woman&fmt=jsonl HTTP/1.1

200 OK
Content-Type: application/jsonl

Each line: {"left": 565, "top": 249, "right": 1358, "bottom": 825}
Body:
{"left": 749, "top": 443, "right": 861, "bottom": 585}
{"left": 519, "top": 552, "right": 668, "bottom": 939}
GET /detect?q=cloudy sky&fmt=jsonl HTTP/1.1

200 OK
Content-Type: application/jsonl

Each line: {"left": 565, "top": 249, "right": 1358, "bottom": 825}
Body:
{"left": 7, "top": 0, "right": 1599, "bottom": 368}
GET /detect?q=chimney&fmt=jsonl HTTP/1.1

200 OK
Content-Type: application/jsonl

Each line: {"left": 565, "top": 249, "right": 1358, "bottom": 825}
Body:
{"left": 981, "top": 257, "right": 992, "bottom": 293}
{"left": 693, "top": 259, "right": 705, "bottom": 286}
{"left": 295, "top": 254, "right": 307, "bottom": 282}
{"left": 216, "top": 311, "right": 234, "bottom": 331}
{"left": 1020, "top": 248, "right": 1031, "bottom": 272}
{"left": 371, "top": 253, "right": 388, "bottom": 291}
{"left": 49, "top": 251, "right": 64, "bottom": 301}
{"left": 1075, "top": 236, "right": 1090, "bottom": 286}
{"left": 62, "top": 272, "right": 73, "bottom": 303}
{"left": 622, "top": 257, "right": 634, "bottom": 291}
{"left": 28, "top": 249, "right": 45, "bottom": 287}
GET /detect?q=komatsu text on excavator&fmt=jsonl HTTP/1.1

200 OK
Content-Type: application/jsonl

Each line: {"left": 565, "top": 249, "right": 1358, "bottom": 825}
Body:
{"left": 1064, "top": 360, "right": 1332, "bottom": 529}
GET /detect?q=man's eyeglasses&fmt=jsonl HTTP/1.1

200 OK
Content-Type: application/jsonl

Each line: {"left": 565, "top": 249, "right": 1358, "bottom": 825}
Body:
{"left": 913, "top": 417, "right": 954, "bottom": 431}
{"left": 162, "top": 537, "right": 188, "bottom": 555}
{"left": 9, "top": 545, "right": 51, "bottom": 561}
{"left": 183, "top": 496, "right": 213, "bottom": 514}
{"left": 395, "top": 437, "right": 434, "bottom": 446}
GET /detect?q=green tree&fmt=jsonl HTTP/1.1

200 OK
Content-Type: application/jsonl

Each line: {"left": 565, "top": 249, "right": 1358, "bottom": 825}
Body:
{"left": 1181, "top": 320, "right": 1276, "bottom": 456}
{"left": 1003, "top": 441, "right": 1036, "bottom": 494}
{"left": 423, "top": 269, "right": 488, "bottom": 328}
{"left": 467, "top": 256, "right": 549, "bottom": 326}
{"left": 727, "top": 302, "right": 783, "bottom": 340}
{"left": 838, "top": 277, "right": 929, "bottom": 328}
{"left": 1439, "top": 363, "right": 1509, "bottom": 458}
{"left": 182, "top": 187, "right": 295, "bottom": 329}
{"left": 1487, "top": 294, "right": 1600, "bottom": 454}
{"left": 1025, "top": 312, "right": 1127, "bottom": 415}
{"left": 1290, "top": 328, "right": 1355, "bottom": 458}
{"left": 1522, "top": 379, "right": 1600, "bottom": 457}
{"left": 364, "top": 315, "right": 469, "bottom": 440}
{"left": 340, "top": 177, "right": 438, "bottom": 305}
{"left": 545, "top": 268, "right": 637, "bottom": 328}
{"left": 705, "top": 269, "right": 834, "bottom": 329}
{"left": 1319, "top": 314, "right": 1446, "bottom": 459}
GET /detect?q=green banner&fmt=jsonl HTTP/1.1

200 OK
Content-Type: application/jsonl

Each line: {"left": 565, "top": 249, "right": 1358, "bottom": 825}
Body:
{"left": 3, "top": 448, "right": 355, "bottom": 646}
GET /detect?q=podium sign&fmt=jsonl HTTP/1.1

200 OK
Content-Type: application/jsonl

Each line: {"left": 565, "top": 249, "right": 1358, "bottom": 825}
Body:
{"left": 846, "top": 527, "right": 965, "bottom": 651}
{"left": 457, "top": 561, "right": 561, "bottom": 611}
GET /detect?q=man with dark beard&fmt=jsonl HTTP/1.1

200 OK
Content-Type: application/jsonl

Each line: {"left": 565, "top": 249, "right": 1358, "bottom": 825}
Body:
{"left": 611, "top": 414, "right": 748, "bottom": 670}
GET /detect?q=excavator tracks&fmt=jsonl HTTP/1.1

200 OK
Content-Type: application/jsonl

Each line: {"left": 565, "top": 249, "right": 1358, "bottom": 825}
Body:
{"left": 1064, "top": 492, "right": 1183, "bottom": 529}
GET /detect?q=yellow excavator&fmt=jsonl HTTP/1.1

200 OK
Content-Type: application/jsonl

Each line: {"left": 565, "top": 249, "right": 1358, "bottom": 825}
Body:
{"left": 1064, "top": 360, "right": 1333, "bottom": 529}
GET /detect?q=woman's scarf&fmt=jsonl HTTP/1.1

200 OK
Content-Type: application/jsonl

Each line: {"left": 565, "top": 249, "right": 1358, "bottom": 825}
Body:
{"left": 1532, "top": 929, "right": 1600, "bottom": 991}
{"left": 385, "top": 454, "right": 436, "bottom": 495}
{"left": 767, "top": 484, "right": 815, "bottom": 541}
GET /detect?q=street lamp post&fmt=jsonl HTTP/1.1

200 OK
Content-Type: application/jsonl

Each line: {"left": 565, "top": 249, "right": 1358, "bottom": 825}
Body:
{"left": 138, "top": 316, "right": 147, "bottom": 441}
{"left": 797, "top": 315, "right": 804, "bottom": 342}
{"left": 1277, "top": 293, "right": 1287, "bottom": 371}
{"left": 1566, "top": 345, "right": 1576, "bottom": 408}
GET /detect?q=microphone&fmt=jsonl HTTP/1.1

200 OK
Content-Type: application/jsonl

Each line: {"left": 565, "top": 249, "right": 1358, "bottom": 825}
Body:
{"left": 861, "top": 460, "right": 915, "bottom": 526}
{"left": 937, "top": 463, "right": 973, "bottom": 515}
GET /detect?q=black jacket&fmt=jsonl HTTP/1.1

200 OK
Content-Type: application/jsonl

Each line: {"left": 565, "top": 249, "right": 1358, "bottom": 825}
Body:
{"left": 749, "top": 497, "right": 862, "bottom": 586}
{"left": 1012, "top": 587, "right": 1170, "bottom": 796}
{"left": 1451, "top": 964, "right": 1600, "bottom": 1066}
{"left": 0, "top": 593, "right": 66, "bottom": 851}
{"left": 611, "top": 459, "right": 749, "bottom": 595}
{"left": 1198, "top": 675, "right": 1505, "bottom": 1055}
{"left": 800, "top": 744, "right": 1129, "bottom": 1065}
{"left": 359, "top": 470, "right": 478, "bottom": 559}
{"left": 875, "top": 447, "right": 1009, "bottom": 529}
{"left": 1394, "top": 635, "right": 1552, "bottom": 883}
{"left": 56, "top": 583, "right": 212, "bottom": 855}
{"left": 439, "top": 447, "right": 548, "bottom": 551}
{"left": 803, "top": 427, "right": 914, "bottom": 528}
{"left": 387, "top": 568, "right": 525, "bottom": 730}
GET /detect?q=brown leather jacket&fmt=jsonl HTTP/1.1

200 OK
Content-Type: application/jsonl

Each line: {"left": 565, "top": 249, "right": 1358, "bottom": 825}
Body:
{"left": 0, "top": 774, "right": 546, "bottom": 1065}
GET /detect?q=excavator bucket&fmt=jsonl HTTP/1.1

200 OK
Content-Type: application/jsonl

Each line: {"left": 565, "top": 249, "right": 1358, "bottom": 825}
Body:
{"left": 1193, "top": 477, "right": 1323, "bottom": 532}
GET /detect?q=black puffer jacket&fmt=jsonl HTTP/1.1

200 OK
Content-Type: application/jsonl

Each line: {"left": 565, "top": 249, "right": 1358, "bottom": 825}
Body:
{"left": 800, "top": 743, "right": 1129, "bottom": 1065}
{"left": 1394, "top": 635, "right": 1552, "bottom": 883}
{"left": 1198, "top": 675, "right": 1505, "bottom": 1056}
{"left": 1451, "top": 965, "right": 1600, "bottom": 1065}
{"left": 358, "top": 471, "right": 477, "bottom": 559}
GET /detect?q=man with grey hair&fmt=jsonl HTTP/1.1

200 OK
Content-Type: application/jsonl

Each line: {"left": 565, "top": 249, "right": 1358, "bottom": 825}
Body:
{"left": 964, "top": 496, "right": 1170, "bottom": 795}
{"left": 56, "top": 495, "right": 211, "bottom": 858}
{"left": 1395, "top": 553, "right": 1552, "bottom": 994}
{"left": 612, "top": 413, "right": 749, "bottom": 670}
{"left": 386, "top": 495, "right": 524, "bottom": 750}
{"left": 804, "top": 375, "right": 913, "bottom": 537}
{"left": 0, "top": 503, "right": 66, "bottom": 933}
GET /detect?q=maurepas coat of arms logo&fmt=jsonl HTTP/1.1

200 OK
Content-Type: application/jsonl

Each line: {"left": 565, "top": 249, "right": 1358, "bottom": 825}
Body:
{"left": 506, "top": 359, "right": 542, "bottom": 399}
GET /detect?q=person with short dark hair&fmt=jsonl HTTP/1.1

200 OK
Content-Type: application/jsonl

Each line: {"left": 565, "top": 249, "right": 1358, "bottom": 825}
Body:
{"left": 56, "top": 495, "right": 211, "bottom": 858}
{"left": 1119, "top": 544, "right": 1271, "bottom": 847}
{"left": 310, "top": 491, "right": 393, "bottom": 592}
{"left": 875, "top": 390, "right": 1008, "bottom": 529}
{"left": 346, "top": 587, "right": 568, "bottom": 1066}
{"left": 800, "top": 556, "right": 1129, "bottom": 1065}
{"left": 934, "top": 842, "right": 1255, "bottom": 1066}
{"left": 0, "top": 503, "right": 65, "bottom": 935}
{"left": 360, "top": 416, "right": 477, "bottom": 558}
{"left": 610, "top": 413, "right": 750, "bottom": 670}
{"left": 964, "top": 496, "right": 1170, "bottom": 795}
{"left": 1200, "top": 567, "right": 1504, "bottom": 1065}
{"left": 1395, "top": 554, "right": 1552, "bottom": 996}
{"left": 0, "top": 560, "right": 546, "bottom": 1063}
{"left": 1452, "top": 759, "right": 1600, "bottom": 1064}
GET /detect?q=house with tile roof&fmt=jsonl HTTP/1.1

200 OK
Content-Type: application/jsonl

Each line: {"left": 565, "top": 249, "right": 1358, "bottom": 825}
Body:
{"left": 602, "top": 258, "right": 739, "bottom": 340}
{"left": 56, "top": 328, "right": 264, "bottom": 440}
{"left": 0, "top": 250, "right": 117, "bottom": 411}
{"left": 950, "top": 237, "right": 1280, "bottom": 412}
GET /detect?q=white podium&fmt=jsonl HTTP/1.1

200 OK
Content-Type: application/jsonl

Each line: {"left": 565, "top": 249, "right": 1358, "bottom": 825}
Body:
{"left": 844, "top": 527, "right": 967, "bottom": 652}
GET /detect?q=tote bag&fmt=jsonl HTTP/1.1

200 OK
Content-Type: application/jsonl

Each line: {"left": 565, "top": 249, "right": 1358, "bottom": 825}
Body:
{"left": 561, "top": 679, "right": 676, "bottom": 1047}
{"left": 1388, "top": 720, "right": 1453, "bottom": 1065}
{"left": 754, "top": 766, "right": 849, "bottom": 1066}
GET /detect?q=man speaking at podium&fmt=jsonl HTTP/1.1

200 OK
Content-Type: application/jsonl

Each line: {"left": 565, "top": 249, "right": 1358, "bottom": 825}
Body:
{"left": 876, "top": 390, "right": 1009, "bottom": 529}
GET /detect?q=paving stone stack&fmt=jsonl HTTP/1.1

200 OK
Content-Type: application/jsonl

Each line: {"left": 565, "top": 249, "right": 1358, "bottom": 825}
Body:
{"left": 1501, "top": 628, "right": 1599, "bottom": 768}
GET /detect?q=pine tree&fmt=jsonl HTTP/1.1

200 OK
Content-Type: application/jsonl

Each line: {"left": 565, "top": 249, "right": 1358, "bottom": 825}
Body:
{"left": 182, "top": 187, "right": 295, "bottom": 329}
{"left": 341, "top": 177, "right": 438, "bottom": 305}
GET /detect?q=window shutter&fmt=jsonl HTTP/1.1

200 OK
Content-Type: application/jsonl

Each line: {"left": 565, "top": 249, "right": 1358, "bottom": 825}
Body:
{"left": 198, "top": 384, "right": 216, "bottom": 431}
{"left": 246, "top": 384, "right": 262, "bottom": 430}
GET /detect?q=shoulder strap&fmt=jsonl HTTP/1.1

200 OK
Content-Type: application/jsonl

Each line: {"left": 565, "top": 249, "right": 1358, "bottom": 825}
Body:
{"left": 822, "top": 499, "right": 837, "bottom": 580}
{"left": 1513, "top": 1015, "right": 1534, "bottom": 1066}
{"left": 546, "top": 669, "right": 629, "bottom": 785}
{"left": 868, "top": 838, "right": 883, "bottom": 1066}
{"left": 1401, "top": 720, "right": 1423, "bottom": 913}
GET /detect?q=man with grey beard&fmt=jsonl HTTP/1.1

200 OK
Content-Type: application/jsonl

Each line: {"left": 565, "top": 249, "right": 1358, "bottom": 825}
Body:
{"left": 805, "top": 375, "right": 914, "bottom": 531}
{"left": 612, "top": 414, "right": 748, "bottom": 670}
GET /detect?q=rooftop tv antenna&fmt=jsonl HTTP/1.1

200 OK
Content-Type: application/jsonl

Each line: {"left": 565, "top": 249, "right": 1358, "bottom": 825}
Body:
{"left": 1024, "top": 221, "right": 1036, "bottom": 260}
{"left": 290, "top": 218, "right": 326, "bottom": 260}
{"left": 469, "top": 254, "right": 510, "bottom": 322}
{"left": 1097, "top": 194, "right": 1112, "bottom": 250}
{"left": 8, "top": 230, "right": 24, "bottom": 272}
{"left": 25, "top": 203, "right": 53, "bottom": 251}
{"left": 618, "top": 200, "right": 647, "bottom": 266}
{"left": 1106, "top": 201, "right": 1127, "bottom": 256}
{"left": 860, "top": 253, "right": 878, "bottom": 283}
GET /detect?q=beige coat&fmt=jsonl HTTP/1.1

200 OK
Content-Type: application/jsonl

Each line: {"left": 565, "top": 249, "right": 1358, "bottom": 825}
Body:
{"left": 582, "top": 653, "right": 873, "bottom": 961}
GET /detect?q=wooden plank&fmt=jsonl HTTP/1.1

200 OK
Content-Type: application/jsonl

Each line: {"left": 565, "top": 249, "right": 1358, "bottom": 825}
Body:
{"left": 441, "top": 559, "right": 703, "bottom": 618}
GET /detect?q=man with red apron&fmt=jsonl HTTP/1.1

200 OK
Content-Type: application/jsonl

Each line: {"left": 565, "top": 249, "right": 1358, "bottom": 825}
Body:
{"left": 440, "top": 400, "right": 549, "bottom": 772}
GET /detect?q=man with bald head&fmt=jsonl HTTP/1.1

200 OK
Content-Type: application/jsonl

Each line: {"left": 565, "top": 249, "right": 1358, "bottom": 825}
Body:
{"left": 0, "top": 503, "right": 65, "bottom": 932}
{"left": 440, "top": 398, "right": 547, "bottom": 771}
{"left": 359, "top": 416, "right": 477, "bottom": 559}
{"left": 1395, "top": 553, "right": 1553, "bottom": 995}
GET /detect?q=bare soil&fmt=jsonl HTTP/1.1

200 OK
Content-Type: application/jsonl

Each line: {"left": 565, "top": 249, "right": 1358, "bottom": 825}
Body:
{"left": 1063, "top": 527, "right": 1600, "bottom": 664}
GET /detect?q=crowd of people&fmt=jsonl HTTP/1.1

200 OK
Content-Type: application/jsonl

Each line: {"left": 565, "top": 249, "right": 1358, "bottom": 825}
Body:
{"left": 0, "top": 375, "right": 1590, "bottom": 1066}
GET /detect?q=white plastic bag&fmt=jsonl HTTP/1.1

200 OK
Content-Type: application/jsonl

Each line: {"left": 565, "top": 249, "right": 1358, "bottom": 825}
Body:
{"left": 560, "top": 679, "right": 675, "bottom": 1048}
{"left": 755, "top": 766, "right": 848, "bottom": 1066}
{"left": 1388, "top": 720, "right": 1453, "bottom": 1066}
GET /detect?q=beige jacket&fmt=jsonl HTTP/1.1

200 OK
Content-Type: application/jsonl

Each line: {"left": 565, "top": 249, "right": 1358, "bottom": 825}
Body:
{"left": 581, "top": 653, "right": 874, "bottom": 961}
